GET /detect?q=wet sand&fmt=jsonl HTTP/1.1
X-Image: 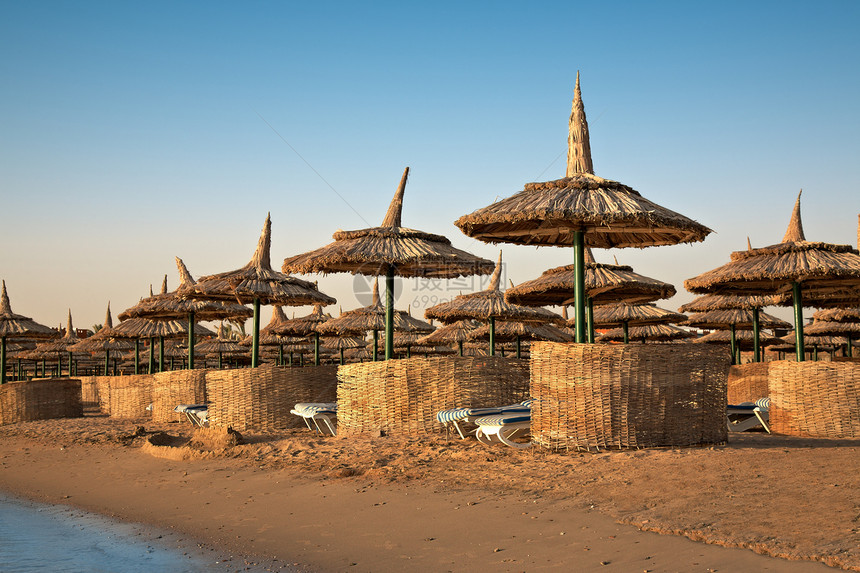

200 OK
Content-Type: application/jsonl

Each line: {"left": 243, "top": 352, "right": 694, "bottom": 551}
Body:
{"left": 0, "top": 417, "right": 857, "bottom": 572}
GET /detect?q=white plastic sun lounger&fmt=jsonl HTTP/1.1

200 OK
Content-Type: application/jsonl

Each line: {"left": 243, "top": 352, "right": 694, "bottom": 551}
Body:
{"left": 473, "top": 412, "right": 532, "bottom": 448}
{"left": 291, "top": 402, "right": 338, "bottom": 436}
{"left": 726, "top": 398, "right": 770, "bottom": 433}
{"left": 436, "top": 399, "right": 533, "bottom": 439}
{"left": 174, "top": 404, "right": 209, "bottom": 427}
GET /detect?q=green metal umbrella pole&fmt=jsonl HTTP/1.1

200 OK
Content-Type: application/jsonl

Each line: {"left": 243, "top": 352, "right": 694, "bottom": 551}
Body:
{"left": 458, "top": 341, "right": 464, "bottom": 356}
{"left": 586, "top": 297, "right": 594, "bottom": 344}
{"left": 792, "top": 282, "right": 805, "bottom": 362}
{"left": 252, "top": 297, "right": 261, "bottom": 368}
{"left": 385, "top": 267, "right": 395, "bottom": 360}
{"left": 372, "top": 330, "right": 379, "bottom": 362}
{"left": 573, "top": 231, "right": 586, "bottom": 343}
{"left": 314, "top": 333, "right": 321, "bottom": 366}
{"left": 489, "top": 316, "right": 496, "bottom": 356}
{"left": 134, "top": 340, "right": 140, "bottom": 374}
{"left": 729, "top": 324, "right": 737, "bottom": 365}
{"left": 187, "top": 311, "right": 195, "bottom": 370}
{"left": 752, "top": 308, "right": 761, "bottom": 363}
{"left": 148, "top": 336, "right": 156, "bottom": 373}
{"left": 159, "top": 336, "right": 165, "bottom": 372}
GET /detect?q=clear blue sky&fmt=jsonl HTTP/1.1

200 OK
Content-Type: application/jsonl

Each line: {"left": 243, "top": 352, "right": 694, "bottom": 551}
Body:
{"left": 2, "top": 0, "right": 859, "bottom": 330}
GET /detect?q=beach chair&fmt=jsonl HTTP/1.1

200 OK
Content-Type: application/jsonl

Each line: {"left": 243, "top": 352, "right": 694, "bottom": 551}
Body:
{"left": 291, "top": 402, "right": 338, "bottom": 436}
{"left": 726, "top": 397, "right": 770, "bottom": 433}
{"left": 436, "top": 399, "right": 532, "bottom": 439}
{"left": 174, "top": 404, "right": 209, "bottom": 427}
{"left": 473, "top": 411, "right": 532, "bottom": 448}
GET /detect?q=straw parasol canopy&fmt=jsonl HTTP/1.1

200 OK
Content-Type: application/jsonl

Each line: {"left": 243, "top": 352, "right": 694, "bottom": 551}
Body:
{"left": 31, "top": 310, "right": 85, "bottom": 376}
{"left": 282, "top": 167, "right": 495, "bottom": 359}
{"left": 505, "top": 248, "right": 676, "bottom": 308}
{"left": 415, "top": 319, "right": 481, "bottom": 356}
{"left": 454, "top": 73, "right": 711, "bottom": 341}
{"left": 772, "top": 331, "right": 840, "bottom": 356}
{"left": 677, "top": 293, "right": 788, "bottom": 313}
{"left": 683, "top": 309, "right": 791, "bottom": 331}
{"left": 598, "top": 323, "right": 696, "bottom": 343}
{"left": 0, "top": 281, "right": 57, "bottom": 381}
{"left": 184, "top": 214, "right": 336, "bottom": 367}
{"left": 804, "top": 313, "right": 860, "bottom": 358}
{"left": 564, "top": 302, "right": 685, "bottom": 345}
{"left": 693, "top": 329, "right": 782, "bottom": 350}
{"left": 424, "top": 252, "right": 564, "bottom": 355}
{"left": 269, "top": 304, "right": 335, "bottom": 366}
{"left": 685, "top": 192, "right": 860, "bottom": 360}
{"left": 467, "top": 320, "right": 573, "bottom": 358}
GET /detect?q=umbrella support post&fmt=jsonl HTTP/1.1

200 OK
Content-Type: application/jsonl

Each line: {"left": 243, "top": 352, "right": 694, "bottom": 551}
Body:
{"left": 103, "top": 352, "right": 109, "bottom": 377}
{"left": 489, "top": 316, "right": 495, "bottom": 356}
{"left": 813, "top": 346, "right": 819, "bottom": 361}
{"left": 170, "top": 357, "right": 175, "bottom": 371}
{"left": 573, "top": 230, "right": 586, "bottom": 344}
{"left": 458, "top": 340, "right": 464, "bottom": 357}
{"left": 373, "top": 330, "right": 379, "bottom": 362}
{"left": 385, "top": 267, "right": 395, "bottom": 361}
{"left": 148, "top": 337, "right": 155, "bottom": 374}
{"left": 159, "top": 336, "right": 165, "bottom": 373}
{"left": 300, "top": 353, "right": 304, "bottom": 368}
{"left": 792, "top": 282, "right": 805, "bottom": 362}
{"left": 134, "top": 340, "right": 140, "bottom": 375}
{"left": 0, "top": 337, "right": 5, "bottom": 384}
{"left": 252, "top": 297, "right": 261, "bottom": 368}
{"left": 340, "top": 349, "right": 344, "bottom": 365}
{"left": 57, "top": 353, "right": 63, "bottom": 378}
{"left": 586, "top": 297, "right": 594, "bottom": 344}
{"left": 406, "top": 347, "right": 411, "bottom": 359}
{"left": 752, "top": 308, "right": 761, "bottom": 363}
{"left": 314, "top": 333, "right": 320, "bottom": 366}
{"left": 218, "top": 351, "right": 223, "bottom": 370}
{"left": 622, "top": 321, "right": 629, "bottom": 344}
{"left": 730, "top": 324, "right": 737, "bottom": 365}
{"left": 187, "top": 312, "right": 195, "bottom": 370}
{"left": 516, "top": 335, "right": 521, "bottom": 359}
{"left": 289, "top": 352, "right": 293, "bottom": 367}
{"left": 845, "top": 336, "right": 852, "bottom": 358}
{"left": 42, "top": 359, "right": 46, "bottom": 378}
{"left": 278, "top": 345, "right": 284, "bottom": 366}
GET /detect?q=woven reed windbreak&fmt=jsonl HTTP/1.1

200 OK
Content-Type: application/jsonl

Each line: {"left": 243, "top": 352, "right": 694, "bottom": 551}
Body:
{"left": 0, "top": 379, "right": 83, "bottom": 425}
{"left": 768, "top": 361, "right": 860, "bottom": 438}
{"left": 107, "top": 375, "right": 154, "bottom": 418}
{"left": 77, "top": 376, "right": 101, "bottom": 409}
{"left": 727, "top": 362, "right": 770, "bottom": 404}
{"left": 530, "top": 343, "right": 730, "bottom": 452}
{"left": 336, "top": 356, "right": 530, "bottom": 436}
{"left": 205, "top": 365, "right": 338, "bottom": 432}
{"left": 151, "top": 369, "right": 208, "bottom": 422}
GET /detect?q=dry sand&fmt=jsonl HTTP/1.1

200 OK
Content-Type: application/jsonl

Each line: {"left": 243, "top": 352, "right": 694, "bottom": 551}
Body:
{"left": 0, "top": 416, "right": 857, "bottom": 572}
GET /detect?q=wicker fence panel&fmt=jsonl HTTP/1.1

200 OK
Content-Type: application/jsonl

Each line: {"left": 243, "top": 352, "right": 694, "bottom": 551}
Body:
{"left": 108, "top": 375, "right": 154, "bottom": 419}
{"left": 0, "top": 379, "right": 83, "bottom": 425}
{"left": 205, "top": 365, "right": 338, "bottom": 432}
{"left": 91, "top": 376, "right": 113, "bottom": 415}
{"left": 768, "top": 361, "right": 860, "bottom": 438}
{"left": 77, "top": 376, "right": 101, "bottom": 409}
{"left": 337, "top": 356, "right": 530, "bottom": 436}
{"left": 530, "top": 342, "right": 730, "bottom": 452}
{"left": 727, "top": 362, "right": 770, "bottom": 404}
{"left": 151, "top": 369, "right": 208, "bottom": 422}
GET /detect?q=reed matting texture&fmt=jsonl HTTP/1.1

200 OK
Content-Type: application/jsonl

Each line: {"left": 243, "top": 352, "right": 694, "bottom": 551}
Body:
{"left": 727, "top": 362, "right": 770, "bottom": 404}
{"left": 107, "top": 374, "right": 154, "bottom": 419}
{"left": 336, "top": 356, "right": 530, "bottom": 436}
{"left": 205, "top": 364, "right": 338, "bottom": 432}
{"left": 768, "top": 361, "right": 860, "bottom": 438}
{"left": 77, "top": 376, "right": 101, "bottom": 409}
{"left": 151, "top": 369, "right": 208, "bottom": 422}
{"left": 0, "top": 378, "right": 83, "bottom": 425}
{"left": 530, "top": 342, "right": 730, "bottom": 452}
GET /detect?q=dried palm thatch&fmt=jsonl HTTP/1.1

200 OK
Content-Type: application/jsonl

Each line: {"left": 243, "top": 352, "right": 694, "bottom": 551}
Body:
{"left": 0, "top": 281, "right": 56, "bottom": 341}
{"left": 584, "top": 303, "right": 687, "bottom": 328}
{"left": 260, "top": 306, "right": 291, "bottom": 338}
{"left": 466, "top": 321, "right": 574, "bottom": 343}
{"left": 270, "top": 304, "right": 332, "bottom": 336}
{"left": 322, "top": 335, "right": 366, "bottom": 351}
{"left": 195, "top": 338, "right": 246, "bottom": 355}
{"left": 119, "top": 258, "right": 252, "bottom": 322}
{"left": 416, "top": 320, "right": 480, "bottom": 345}
{"left": 454, "top": 74, "right": 711, "bottom": 250}
{"left": 111, "top": 317, "right": 215, "bottom": 339}
{"left": 317, "top": 280, "right": 433, "bottom": 334}
{"left": 282, "top": 167, "right": 496, "bottom": 279}
{"left": 505, "top": 248, "right": 675, "bottom": 307}
{"left": 598, "top": 323, "right": 696, "bottom": 343}
{"left": 425, "top": 253, "right": 564, "bottom": 325}
{"left": 677, "top": 293, "right": 788, "bottom": 313}
{"left": 185, "top": 214, "right": 336, "bottom": 367}
{"left": 812, "top": 307, "right": 860, "bottom": 323}
{"left": 771, "top": 331, "right": 840, "bottom": 352}
{"left": 804, "top": 320, "right": 860, "bottom": 336}
{"left": 693, "top": 329, "right": 782, "bottom": 350}
{"left": 36, "top": 310, "right": 81, "bottom": 352}
{"left": 683, "top": 309, "right": 791, "bottom": 330}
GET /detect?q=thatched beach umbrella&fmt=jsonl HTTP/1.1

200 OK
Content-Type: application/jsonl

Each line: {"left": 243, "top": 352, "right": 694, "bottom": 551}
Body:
{"left": 577, "top": 302, "right": 686, "bottom": 344}
{"left": 693, "top": 329, "right": 782, "bottom": 351}
{"left": 685, "top": 192, "right": 860, "bottom": 361}
{"left": 70, "top": 305, "right": 138, "bottom": 375}
{"left": 415, "top": 319, "right": 481, "bottom": 356}
{"left": 424, "top": 252, "right": 564, "bottom": 356}
{"left": 184, "top": 214, "right": 336, "bottom": 367}
{"left": 683, "top": 308, "right": 791, "bottom": 364}
{"left": 678, "top": 293, "right": 789, "bottom": 362}
{"left": 195, "top": 337, "right": 246, "bottom": 369}
{"left": 773, "top": 331, "right": 841, "bottom": 360}
{"left": 270, "top": 304, "right": 333, "bottom": 366}
{"left": 33, "top": 310, "right": 83, "bottom": 376}
{"left": 598, "top": 323, "right": 696, "bottom": 344}
{"left": 805, "top": 311, "right": 860, "bottom": 357}
{"left": 322, "top": 334, "right": 366, "bottom": 365}
{"left": 282, "top": 167, "right": 495, "bottom": 360}
{"left": 0, "top": 281, "right": 56, "bottom": 383}
{"left": 466, "top": 320, "right": 573, "bottom": 358}
{"left": 455, "top": 73, "right": 711, "bottom": 342}
{"left": 112, "top": 316, "right": 214, "bottom": 373}
{"left": 119, "top": 258, "right": 252, "bottom": 370}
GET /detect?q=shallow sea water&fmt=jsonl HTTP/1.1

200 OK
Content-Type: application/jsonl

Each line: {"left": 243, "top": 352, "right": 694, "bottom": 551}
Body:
{"left": 0, "top": 493, "right": 278, "bottom": 572}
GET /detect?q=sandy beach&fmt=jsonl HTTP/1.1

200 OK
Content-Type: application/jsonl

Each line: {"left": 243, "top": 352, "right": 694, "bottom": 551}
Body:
{"left": 0, "top": 416, "right": 856, "bottom": 572}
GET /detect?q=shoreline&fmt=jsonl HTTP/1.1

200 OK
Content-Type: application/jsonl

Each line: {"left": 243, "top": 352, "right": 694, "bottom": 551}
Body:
{"left": 0, "top": 418, "right": 857, "bottom": 572}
